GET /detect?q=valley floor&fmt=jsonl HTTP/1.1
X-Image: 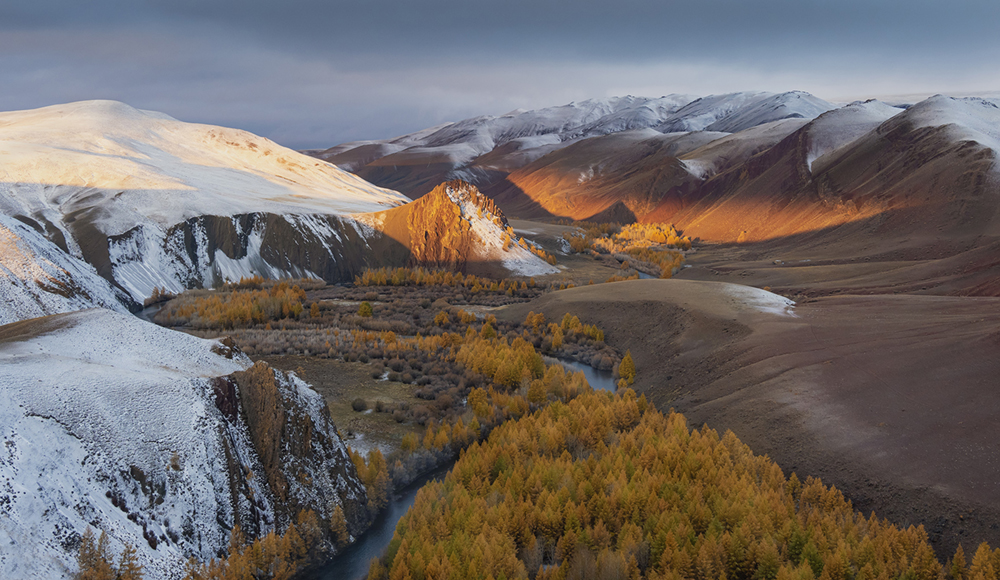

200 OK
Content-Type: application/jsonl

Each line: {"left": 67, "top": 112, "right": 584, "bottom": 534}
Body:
{"left": 497, "top": 222, "right": 1000, "bottom": 557}
{"left": 146, "top": 219, "right": 1000, "bottom": 564}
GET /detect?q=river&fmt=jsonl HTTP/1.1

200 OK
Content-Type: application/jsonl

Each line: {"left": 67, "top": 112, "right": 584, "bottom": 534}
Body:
{"left": 544, "top": 356, "right": 618, "bottom": 392}
{"left": 309, "top": 463, "right": 451, "bottom": 580}
{"left": 310, "top": 358, "right": 614, "bottom": 579}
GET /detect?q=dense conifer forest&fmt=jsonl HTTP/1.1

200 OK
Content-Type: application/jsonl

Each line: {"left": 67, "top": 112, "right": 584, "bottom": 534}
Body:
{"left": 366, "top": 391, "right": 988, "bottom": 580}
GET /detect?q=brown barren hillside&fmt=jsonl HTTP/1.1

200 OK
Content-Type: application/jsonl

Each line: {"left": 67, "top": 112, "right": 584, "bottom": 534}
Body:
{"left": 491, "top": 98, "right": 998, "bottom": 252}
{"left": 502, "top": 97, "right": 1000, "bottom": 295}
{"left": 486, "top": 120, "right": 803, "bottom": 221}
{"left": 658, "top": 101, "right": 999, "bottom": 246}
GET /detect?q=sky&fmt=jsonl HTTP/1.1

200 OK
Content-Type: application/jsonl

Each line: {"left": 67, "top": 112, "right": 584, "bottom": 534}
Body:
{"left": 2, "top": 0, "right": 999, "bottom": 150}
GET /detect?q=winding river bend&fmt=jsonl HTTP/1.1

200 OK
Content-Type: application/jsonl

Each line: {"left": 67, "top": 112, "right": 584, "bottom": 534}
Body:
{"left": 310, "top": 464, "right": 451, "bottom": 580}
{"left": 546, "top": 357, "right": 617, "bottom": 392}
{"left": 313, "top": 358, "right": 616, "bottom": 579}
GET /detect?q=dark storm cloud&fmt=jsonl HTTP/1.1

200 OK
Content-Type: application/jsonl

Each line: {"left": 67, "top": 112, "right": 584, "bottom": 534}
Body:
{"left": 2, "top": 1, "right": 1000, "bottom": 148}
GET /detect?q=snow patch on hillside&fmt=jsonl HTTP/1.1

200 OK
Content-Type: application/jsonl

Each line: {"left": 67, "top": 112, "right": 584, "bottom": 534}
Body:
{"left": 208, "top": 217, "right": 325, "bottom": 287}
{"left": 721, "top": 284, "right": 797, "bottom": 317}
{"left": 681, "top": 159, "right": 712, "bottom": 179}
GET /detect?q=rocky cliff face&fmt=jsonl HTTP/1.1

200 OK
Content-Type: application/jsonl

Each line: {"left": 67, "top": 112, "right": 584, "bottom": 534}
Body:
{"left": 361, "top": 180, "right": 559, "bottom": 277}
{"left": 0, "top": 310, "right": 367, "bottom": 580}
{"left": 231, "top": 361, "right": 369, "bottom": 535}
{"left": 99, "top": 212, "right": 397, "bottom": 303}
{"left": 405, "top": 180, "right": 512, "bottom": 270}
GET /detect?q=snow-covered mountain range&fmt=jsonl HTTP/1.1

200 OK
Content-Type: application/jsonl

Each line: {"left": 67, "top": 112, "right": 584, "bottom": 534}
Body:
{"left": 310, "top": 91, "right": 837, "bottom": 198}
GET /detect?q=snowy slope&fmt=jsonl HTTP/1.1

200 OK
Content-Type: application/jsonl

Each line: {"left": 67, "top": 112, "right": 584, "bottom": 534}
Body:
{"left": 656, "top": 91, "right": 836, "bottom": 134}
{"left": 0, "top": 309, "right": 364, "bottom": 580}
{"left": 0, "top": 100, "right": 411, "bottom": 303}
{"left": 0, "top": 100, "right": 407, "bottom": 234}
{"left": 805, "top": 100, "right": 904, "bottom": 171}
{"left": 680, "top": 118, "right": 811, "bottom": 179}
{"left": 0, "top": 214, "right": 129, "bottom": 324}
{"left": 0, "top": 310, "right": 256, "bottom": 579}
{"left": 900, "top": 95, "right": 1000, "bottom": 155}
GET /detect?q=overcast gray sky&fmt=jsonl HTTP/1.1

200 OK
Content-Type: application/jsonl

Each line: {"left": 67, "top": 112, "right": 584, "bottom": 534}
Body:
{"left": 2, "top": 0, "right": 998, "bottom": 149}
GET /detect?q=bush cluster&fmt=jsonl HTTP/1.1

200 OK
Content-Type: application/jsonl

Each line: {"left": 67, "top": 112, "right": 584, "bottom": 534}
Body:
{"left": 562, "top": 221, "right": 690, "bottom": 279}
{"left": 154, "top": 282, "right": 307, "bottom": 329}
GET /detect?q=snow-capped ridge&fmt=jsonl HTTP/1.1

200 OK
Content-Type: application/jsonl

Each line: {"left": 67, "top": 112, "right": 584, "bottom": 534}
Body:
{"left": 0, "top": 99, "right": 412, "bottom": 304}
{"left": 657, "top": 91, "right": 836, "bottom": 134}
{"left": 316, "top": 94, "right": 700, "bottom": 171}
{"left": 804, "top": 99, "right": 904, "bottom": 172}
{"left": 896, "top": 94, "right": 1000, "bottom": 155}
{"left": 312, "top": 91, "right": 837, "bottom": 199}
